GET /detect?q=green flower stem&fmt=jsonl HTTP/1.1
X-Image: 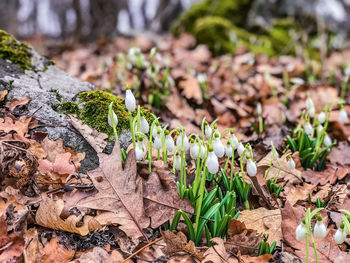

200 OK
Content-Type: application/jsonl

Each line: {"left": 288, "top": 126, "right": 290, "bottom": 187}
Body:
{"left": 108, "top": 102, "right": 118, "bottom": 141}
{"left": 129, "top": 112, "right": 135, "bottom": 148}
{"left": 194, "top": 165, "right": 208, "bottom": 235}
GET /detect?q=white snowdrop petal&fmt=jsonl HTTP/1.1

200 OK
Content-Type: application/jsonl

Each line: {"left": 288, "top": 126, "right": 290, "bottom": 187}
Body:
{"left": 154, "top": 135, "right": 162, "bottom": 150}
{"left": 207, "top": 152, "right": 219, "bottom": 174}
{"left": 108, "top": 110, "right": 118, "bottom": 127}
{"left": 247, "top": 159, "right": 257, "bottom": 177}
{"left": 287, "top": 158, "right": 296, "bottom": 170}
{"left": 190, "top": 143, "right": 200, "bottom": 160}
{"left": 305, "top": 122, "right": 313, "bottom": 136}
{"left": 314, "top": 221, "right": 327, "bottom": 239}
{"left": 165, "top": 135, "right": 175, "bottom": 152}
{"left": 296, "top": 223, "right": 306, "bottom": 241}
{"left": 339, "top": 109, "right": 348, "bottom": 123}
{"left": 135, "top": 141, "right": 146, "bottom": 160}
{"left": 317, "top": 125, "right": 324, "bottom": 134}
{"left": 317, "top": 112, "right": 326, "bottom": 124}
{"left": 174, "top": 155, "right": 182, "bottom": 171}
{"left": 231, "top": 135, "right": 239, "bottom": 148}
{"left": 213, "top": 139, "right": 225, "bottom": 158}
{"left": 324, "top": 135, "right": 332, "bottom": 147}
{"left": 125, "top": 89, "right": 136, "bottom": 112}
{"left": 225, "top": 145, "right": 233, "bottom": 158}
{"left": 176, "top": 133, "right": 189, "bottom": 150}
{"left": 309, "top": 107, "right": 315, "bottom": 118}
{"left": 237, "top": 143, "right": 245, "bottom": 156}
{"left": 205, "top": 125, "right": 212, "bottom": 139}
{"left": 140, "top": 116, "right": 149, "bottom": 134}
{"left": 334, "top": 228, "right": 346, "bottom": 244}
{"left": 306, "top": 98, "right": 314, "bottom": 111}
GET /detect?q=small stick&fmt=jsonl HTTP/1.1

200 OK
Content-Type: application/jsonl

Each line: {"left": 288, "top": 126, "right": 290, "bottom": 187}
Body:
{"left": 122, "top": 237, "right": 163, "bottom": 263}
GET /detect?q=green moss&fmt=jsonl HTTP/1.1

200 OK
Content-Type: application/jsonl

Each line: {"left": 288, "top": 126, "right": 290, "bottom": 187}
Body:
{"left": 49, "top": 89, "right": 62, "bottom": 102}
{"left": 56, "top": 90, "right": 154, "bottom": 138}
{"left": 0, "top": 30, "right": 33, "bottom": 70}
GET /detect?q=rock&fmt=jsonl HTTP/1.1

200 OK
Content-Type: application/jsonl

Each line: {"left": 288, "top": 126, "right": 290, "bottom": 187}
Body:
{"left": 0, "top": 33, "right": 132, "bottom": 172}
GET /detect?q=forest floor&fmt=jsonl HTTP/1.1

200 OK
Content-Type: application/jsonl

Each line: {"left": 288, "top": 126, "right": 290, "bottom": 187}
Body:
{"left": 1, "top": 33, "right": 350, "bottom": 262}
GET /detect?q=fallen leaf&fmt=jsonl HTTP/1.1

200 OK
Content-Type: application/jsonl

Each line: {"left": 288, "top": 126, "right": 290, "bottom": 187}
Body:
{"left": 161, "top": 230, "right": 203, "bottom": 261}
{"left": 0, "top": 213, "right": 24, "bottom": 262}
{"left": 35, "top": 194, "right": 101, "bottom": 236}
{"left": 42, "top": 237, "right": 74, "bottom": 263}
{"left": 328, "top": 141, "right": 350, "bottom": 166}
{"left": 203, "top": 238, "right": 237, "bottom": 263}
{"left": 178, "top": 74, "right": 202, "bottom": 105}
{"left": 302, "top": 165, "right": 350, "bottom": 185}
{"left": 24, "top": 228, "right": 41, "bottom": 263}
{"left": 74, "top": 247, "right": 129, "bottom": 263}
{"left": 0, "top": 90, "right": 8, "bottom": 101}
{"left": 0, "top": 116, "right": 31, "bottom": 136}
{"left": 67, "top": 115, "right": 108, "bottom": 153}
{"left": 238, "top": 207, "right": 282, "bottom": 245}
{"left": 283, "top": 183, "right": 315, "bottom": 206}
{"left": 6, "top": 97, "right": 30, "bottom": 111}
{"left": 240, "top": 254, "right": 273, "bottom": 263}
{"left": 142, "top": 161, "right": 194, "bottom": 228}
{"left": 76, "top": 141, "right": 150, "bottom": 239}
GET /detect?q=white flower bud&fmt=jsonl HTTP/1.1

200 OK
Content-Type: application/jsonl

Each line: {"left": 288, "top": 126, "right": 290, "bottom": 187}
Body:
{"left": 334, "top": 224, "right": 346, "bottom": 244}
{"left": 324, "top": 135, "right": 332, "bottom": 147}
{"left": 154, "top": 133, "right": 162, "bottom": 150}
{"left": 296, "top": 221, "right": 307, "bottom": 241}
{"left": 317, "top": 112, "right": 326, "bottom": 124}
{"left": 306, "top": 97, "right": 314, "bottom": 112}
{"left": 287, "top": 158, "right": 295, "bottom": 170}
{"left": 291, "top": 77, "right": 305, "bottom": 85}
{"left": 135, "top": 141, "right": 146, "bottom": 161}
{"left": 304, "top": 122, "right": 313, "bottom": 136}
{"left": 225, "top": 143, "right": 233, "bottom": 158}
{"left": 339, "top": 108, "right": 348, "bottom": 123}
{"left": 152, "top": 126, "right": 159, "bottom": 138}
{"left": 205, "top": 125, "right": 212, "bottom": 139}
{"left": 317, "top": 124, "right": 324, "bottom": 134}
{"left": 174, "top": 154, "right": 182, "bottom": 171}
{"left": 213, "top": 137, "right": 225, "bottom": 158}
{"left": 257, "top": 103, "right": 262, "bottom": 115}
{"left": 108, "top": 110, "right": 118, "bottom": 127}
{"left": 313, "top": 217, "right": 327, "bottom": 239}
{"left": 197, "top": 73, "right": 207, "bottom": 83}
{"left": 230, "top": 134, "right": 239, "bottom": 149}
{"left": 206, "top": 151, "right": 219, "bottom": 174}
{"left": 165, "top": 135, "right": 175, "bottom": 152}
{"left": 176, "top": 133, "right": 189, "bottom": 150}
{"left": 140, "top": 116, "right": 149, "bottom": 134}
{"left": 190, "top": 142, "right": 200, "bottom": 160}
{"left": 200, "top": 145, "right": 207, "bottom": 159}
{"left": 247, "top": 159, "right": 257, "bottom": 177}
{"left": 237, "top": 143, "right": 245, "bottom": 156}
{"left": 309, "top": 107, "right": 315, "bottom": 118}
{"left": 125, "top": 89, "right": 136, "bottom": 112}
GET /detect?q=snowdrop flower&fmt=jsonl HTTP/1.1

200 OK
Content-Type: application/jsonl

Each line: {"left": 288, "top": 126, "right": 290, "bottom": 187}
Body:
{"left": 135, "top": 140, "right": 146, "bottom": 161}
{"left": 317, "top": 124, "right": 324, "bottom": 134}
{"left": 197, "top": 73, "right": 207, "bottom": 84}
{"left": 140, "top": 116, "right": 149, "bottom": 134}
{"left": 225, "top": 141, "right": 233, "bottom": 158}
{"left": 247, "top": 158, "right": 257, "bottom": 177}
{"left": 291, "top": 77, "right": 305, "bottom": 86}
{"left": 237, "top": 143, "right": 245, "bottom": 156}
{"left": 296, "top": 220, "right": 307, "bottom": 241}
{"left": 108, "top": 109, "right": 118, "bottom": 128}
{"left": 313, "top": 215, "right": 327, "bottom": 239}
{"left": 200, "top": 144, "right": 207, "bottom": 159}
{"left": 206, "top": 146, "right": 219, "bottom": 174}
{"left": 270, "top": 146, "right": 278, "bottom": 160}
{"left": 334, "top": 223, "right": 346, "bottom": 244}
{"left": 306, "top": 97, "right": 314, "bottom": 112}
{"left": 173, "top": 154, "right": 181, "bottom": 171}
{"left": 152, "top": 123, "right": 160, "bottom": 138}
{"left": 176, "top": 132, "right": 189, "bottom": 150}
{"left": 317, "top": 112, "right": 326, "bottom": 124}
{"left": 324, "top": 135, "right": 332, "bottom": 147}
{"left": 230, "top": 133, "right": 239, "bottom": 149}
{"left": 125, "top": 87, "right": 136, "bottom": 112}
{"left": 257, "top": 103, "right": 262, "bottom": 115}
{"left": 165, "top": 132, "right": 175, "bottom": 152}
{"left": 339, "top": 108, "right": 348, "bottom": 123}
{"left": 190, "top": 139, "right": 200, "bottom": 160}
{"left": 287, "top": 157, "right": 296, "bottom": 170}
{"left": 309, "top": 107, "right": 315, "bottom": 118}
{"left": 304, "top": 122, "right": 313, "bottom": 136}
{"left": 213, "top": 133, "right": 225, "bottom": 158}
{"left": 205, "top": 123, "right": 212, "bottom": 139}
{"left": 154, "top": 130, "right": 162, "bottom": 150}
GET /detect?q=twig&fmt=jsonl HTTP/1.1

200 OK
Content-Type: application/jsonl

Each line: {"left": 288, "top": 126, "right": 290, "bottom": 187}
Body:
{"left": 122, "top": 237, "right": 163, "bottom": 263}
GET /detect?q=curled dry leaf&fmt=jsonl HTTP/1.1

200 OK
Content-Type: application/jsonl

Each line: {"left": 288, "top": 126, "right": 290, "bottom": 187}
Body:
{"left": 24, "top": 228, "right": 41, "bottom": 263}
{"left": 178, "top": 74, "right": 203, "bottom": 104}
{"left": 35, "top": 194, "right": 101, "bottom": 236}
{"left": 282, "top": 183, "right": 315, "bottom": 206}
{"left": 240, "top": 254, "right": 274, "bottom": 263}
{"left": 75, "top": 141, "right": 150, "bottom": 239}
{"left": 0, "top": 116, "right": 31, "bottom": 136}
{"left": 302, "top": 165, "right": 350, "bottom": 186}
{"left": 238, "top": 207, "right": 282, "bottom": 246}
{"left": 226, "top": 219, "right": 262, "bottom": 256}
{"left": 161, "top": 230, "right": 204, "bottom": 261}
{"left": 328, "top": 141, "right": 350, "bottom": 166}
{"left": 143, "top": 161, "right": 194, "bottom": 228}
{"left": 67, "top": 114, "right": 108, "bottom": 153}
{"left": 0, "top": 213, "right": 24, "bottom": 262}
{"left": 6, "top": 97, "right": 30, "bottom": 111}
{"left": 203, "top": 237, "right": 237, "bottom": 263}
{"left": 73, "top": 247, "right": 128, "bottom": 263}
{"left": 42, "top": 237, "right": 74, "bottom": 263}
{"left": 0, "top": 90, "right": 8, "bottom": 101}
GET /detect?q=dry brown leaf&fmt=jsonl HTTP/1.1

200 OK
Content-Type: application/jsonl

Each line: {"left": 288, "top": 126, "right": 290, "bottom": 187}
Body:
{"left": 0, "top": 90, "right": 8, "bottom": 101}
{"left": 75, "top": 141, "right": 150, "bottom": 239}
{"left": 258, "top": 152, "right": 303, "bottom": 185}
{"left": 226, "top": 219, "right": 262, "bottom": 256}
{"left": 302, "top": 165, "right": 350, "bottom": 185}
{"left": 240, "top": 254, "right": 273, "bottom": 263}
{"left": 166, "top": 87, "right": 196, "bottom": 120}
{"left": 142, "top": 161, "right": 193, "bottom": 228}
{"left": 0, "top": 116, "right": 31, "bottom": 136}
{"left": 24, "top": 228, "right": 41, "bottom": 263}
{"left": 6, "top": 97, "right": 30, "bottom": 111}
{"left": 202, "top": 237, "right": 235, "bottom": 263}
{"left": 67, "top": 115, "right": 108, "bottom": 153}
{"left": 281, "top": 201, "right": 350, "bottom": 263}
{"left": 328, "top": 141, "right": 350, "bottom": 166}
{"left": 283, "top": 183, "right": 315, "bottom": 206}
{"left": 0, "top": 213, "right": 24, "bottom": 262}
{"left": 239, "top": 207, "right": 282, "bottom": 246}
{"left": 28, "top": 141, "right": 47, "bottom": 159}
{"left": 74, "top": 247, "right": 128, "bottom": 263}
{"left": 42, "top": 237, "right": 74, "bottom": 263}
{"left": 161, "top": 230, "right": 203, "bottom": 261}
{"left": 35, "top": 194, "right": 101, "bottom": 236}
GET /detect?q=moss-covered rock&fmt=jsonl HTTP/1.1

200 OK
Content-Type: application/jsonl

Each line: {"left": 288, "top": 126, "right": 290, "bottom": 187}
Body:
{"left": 0, "top": 30, "right": 33, "bottom": 70}
{"left": 56, "top": 90, "right": 154, "bottom": 139}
